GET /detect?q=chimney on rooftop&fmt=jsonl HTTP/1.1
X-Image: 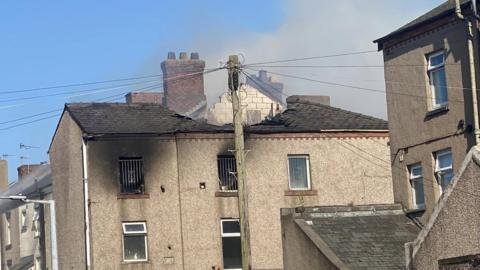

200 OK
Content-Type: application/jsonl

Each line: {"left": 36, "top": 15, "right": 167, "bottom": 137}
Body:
{"left": 286, "top": 95, "right": 331, "bottom": 108}
{"left": 17, "top": 164, "right": 43, "bottom": 181}
{"left": 161, "top": 51, "right": 207, "bottom": 119}
{"left": 0, "top": 160, "right": 8, "bottom": 192}
{"left": 125, "top": 92, "right": 163, "bottom": 104}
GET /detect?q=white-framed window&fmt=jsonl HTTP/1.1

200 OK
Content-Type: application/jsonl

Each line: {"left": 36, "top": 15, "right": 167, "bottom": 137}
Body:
{"left": 221, "top": 219, "right": 242, "bottom": 270}
{"left": 428, "top": 51, "right": 448, "bottom": 109}
{"left": 5, "top": 212, "right": 11, "bottom": 246}
{"left": 409, "top": 164, "right": 425, "bottom": 209}
{"left": 122, "top": 222, "right": 148, "bottom": 262}
{"left": 287, "top": 155, "right": 311, "bottom": 190}
{"left": 435, "top": 149, "right": 453, "bottom": 192}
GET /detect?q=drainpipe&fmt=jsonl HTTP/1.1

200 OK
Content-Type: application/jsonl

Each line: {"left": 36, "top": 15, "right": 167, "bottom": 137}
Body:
{"left": 456, "top": 0, "right": 480, "bottom": 145}
{"left": 82, "top": 139, "right": 92, "bottom": 269}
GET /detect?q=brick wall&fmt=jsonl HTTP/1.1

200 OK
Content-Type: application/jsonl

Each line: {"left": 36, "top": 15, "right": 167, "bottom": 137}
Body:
{"left": 125, "top": 92, "right": 163, "bottom": 104}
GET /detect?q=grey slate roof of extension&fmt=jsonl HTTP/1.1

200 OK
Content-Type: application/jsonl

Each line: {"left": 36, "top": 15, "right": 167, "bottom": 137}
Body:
{"left": 65, "top": 103, "right": 224, "bottom": 135}
{"left": 248, "top": 101, "right": 388, "bottom": 133}
{"left": 301, "top": 204, "right": 420, "bottom": 269}
{"left": 374, "top": 0, "right": 471, "bottom": 48}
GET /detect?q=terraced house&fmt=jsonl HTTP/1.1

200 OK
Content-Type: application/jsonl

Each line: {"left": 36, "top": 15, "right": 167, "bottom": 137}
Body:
{"left": 374, "top": 0, "right": 480, "bottom": 223}
{"left": 49, "top": 94, "right": 393, "bottom": 269}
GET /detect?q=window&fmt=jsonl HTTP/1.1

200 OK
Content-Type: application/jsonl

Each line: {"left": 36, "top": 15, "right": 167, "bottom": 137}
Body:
{"left": 5, "top": 212, "right": 11, "bottom": 246}
{"left": 33, "top": 205, "right": 40, "bottom": 237}
{"left": 428, "top": 51, "right": 448, "bottom": 108}
{"left": 21, "top": 207, "right": 27, "bottom": 232}
{"left": 409, "top": 164, "right": 425, "bottom": 209}
{"left": 287, "top": 155, "right": 311, "bottom": 190}
{"left": 435, "top": 149, "right": 453, "bottom": 192}
{"left": 122, "top": 222, "right": 148, "bottom": 262}
{"left": 217, "top": 155, "right": 237, "bottom": 191}
{"left": 119, "top": 157, "right": 144, "bottom": 194}
{"left": 221, "top": 219, "right": 242, "bottom": 270}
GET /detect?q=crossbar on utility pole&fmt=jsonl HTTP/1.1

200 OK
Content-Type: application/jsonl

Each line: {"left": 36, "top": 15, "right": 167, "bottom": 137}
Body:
{"left": 228, "top": 55, "right": 252, "bottom": 270}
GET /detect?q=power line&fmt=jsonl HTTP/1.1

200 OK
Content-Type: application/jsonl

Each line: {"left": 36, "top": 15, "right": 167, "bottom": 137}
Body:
{"left": 0, "top": 79, "right": 162, "bottom": 103}
{"left": 0, "top": 66, "right": 223, "bottom": 95}
{"left": 243, "top": 50, "right": 378, "bottom": 66}
{"left": 247, "top": 63, "right": 462, "bottom": 68}
{"left": 0, "top": 68, "right": 223, "bottom": 130}
{"left": 244, "top": 67, "right": 476, "bottom": 106}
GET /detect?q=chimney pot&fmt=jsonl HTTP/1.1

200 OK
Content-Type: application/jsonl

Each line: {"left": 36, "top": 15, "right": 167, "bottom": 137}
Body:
{"left": 167, "top": 52, "right": 176, "bottom": 60}
{"left": 259, "top": 70, "right": 268, "bottom": 81}
{"left": 191, "top": 52, "right": 199, "bottom": 60}
{"left": 179, "top": 52, "right": 188, "bottom": 60}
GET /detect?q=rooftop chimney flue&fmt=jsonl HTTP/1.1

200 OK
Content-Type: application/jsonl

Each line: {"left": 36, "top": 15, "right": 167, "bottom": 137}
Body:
{"left": 191, "top": 52, "right": 199, "bottom": 60}
{"left": 167, "top": 52, "right": 176, "bottom": 60}
{"left": 179, "top": 52, "right": 188, "bottom": 60}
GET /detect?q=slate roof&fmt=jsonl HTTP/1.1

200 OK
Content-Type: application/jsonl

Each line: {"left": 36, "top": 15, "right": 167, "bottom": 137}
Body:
{"left": 248, "top": 101, "right": 388, "bottom": 133}
{"left": 374, "top": 0, "right": 471, "bottom": 49}
{"left": 65, "top": 103, "right": 224, "bottom": 135}
{"left": 300, "top": 204, "right": 420, "bottom": 270}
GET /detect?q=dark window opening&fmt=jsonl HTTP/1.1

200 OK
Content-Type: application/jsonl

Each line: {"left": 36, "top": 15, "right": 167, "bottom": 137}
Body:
{"left": 217, "top": 155, "right": 237, "bottom": 191}
{"left": 221, "top": 219, "right": 242, "bottom": 269}
{"left": 119, "top": 157, "right": 145, "bottom": 194}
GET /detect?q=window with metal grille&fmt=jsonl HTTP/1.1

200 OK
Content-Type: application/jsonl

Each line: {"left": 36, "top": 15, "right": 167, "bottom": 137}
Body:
{"left": 119, "top": 157, "right": 145, "bottom": 194}
{"left": 217, "top": 155, "right": 237, "bottom": 191}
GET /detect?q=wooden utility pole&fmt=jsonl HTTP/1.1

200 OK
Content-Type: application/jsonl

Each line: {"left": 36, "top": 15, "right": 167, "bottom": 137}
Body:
{"left": 228, "top": 55, "right": 251, "bottom": 270}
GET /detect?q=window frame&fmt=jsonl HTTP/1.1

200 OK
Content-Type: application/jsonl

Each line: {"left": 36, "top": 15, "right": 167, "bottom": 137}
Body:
{"left": 5, "top": 212, "right": 11, "bottom": 246}
{"left": 434, "top": 149, "right": 453, "bottom": 192}
{"left": 122, "top": 222, "right": 148, "bottom": 263}
{"left": 287, "top": 155, "right": 311, "bottom": 191}
{"left": 409, "top": 163, "right": 425, "bottom": 210}
{"left": 220, "top": 219, "right": 242, "bottom": 270}
{"left": 118, "top": 157, "right": 145, "bottom": 194}
{"left": 427, "top": 51, "right": 448, "bottom": 109}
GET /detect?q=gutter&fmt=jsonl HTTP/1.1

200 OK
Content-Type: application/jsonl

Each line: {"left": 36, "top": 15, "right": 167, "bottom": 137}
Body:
{"left": 82, "top": 139, "right": 92, "bottom": 269}
{"left": 456, "top": 0, "right": 480, "bottom": 145}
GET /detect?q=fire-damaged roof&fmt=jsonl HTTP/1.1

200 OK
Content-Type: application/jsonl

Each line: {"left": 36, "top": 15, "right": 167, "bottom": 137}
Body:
{"left": 248, "top": 101, "right": 388, "bottom": 133}
{"left": 65, "top": 103, "right": 223, "bottom": 135}
{"left": 61, "top": 101, "right": 387, "bottom": 136}
{"left": 374, "top": 0, "right": 471, "bottom": 49}
{"left": 283, "top": 204, "right": 420, "bottom": 269}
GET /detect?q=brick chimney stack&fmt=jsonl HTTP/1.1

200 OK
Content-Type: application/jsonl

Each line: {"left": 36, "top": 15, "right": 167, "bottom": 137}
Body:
{"left": 0, "top": 160, "right": 8, "bottom": 192}
{"left": 17, "top": 164, "right": 42, "bottom": 181}
{"left": 161, "top": 52, "right": 207, "bottom": 119}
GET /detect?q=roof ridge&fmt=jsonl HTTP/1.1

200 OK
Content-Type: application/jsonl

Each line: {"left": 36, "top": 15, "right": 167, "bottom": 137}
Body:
{"left": 291, "top": 101, "right": 387, "bottom": 123}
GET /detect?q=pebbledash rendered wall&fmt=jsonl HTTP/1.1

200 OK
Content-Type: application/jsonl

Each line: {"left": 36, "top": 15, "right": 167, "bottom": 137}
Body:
{"left": 50, "top": 113, "right": 393, "bottom": 269}
{"left": 381, "top": 17, "right": 476, "bottom": 221}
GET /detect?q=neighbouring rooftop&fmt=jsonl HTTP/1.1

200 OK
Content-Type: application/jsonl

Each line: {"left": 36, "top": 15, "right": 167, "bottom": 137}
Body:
{"left": 288, "top": 204, "right": 420, "bottom": 269}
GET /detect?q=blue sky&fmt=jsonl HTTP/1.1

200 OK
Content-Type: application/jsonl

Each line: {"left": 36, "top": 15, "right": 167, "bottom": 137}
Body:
{"left": 0, "top": 0, "right": 443, "bottom": 180}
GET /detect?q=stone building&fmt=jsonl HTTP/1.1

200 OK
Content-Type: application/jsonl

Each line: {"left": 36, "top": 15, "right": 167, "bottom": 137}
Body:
{"left": 246, "top": 70, "right": 284, "bottom": 103}
{"left": 0, "top": 163, "right": 52, "bottom": 270}
{"left": 207, "top": 84, "right": 284, "bottom": 126}
{"left": 49, "top": 95, "right": 392, "bottom": 269}
{"left": 374, "top": 0, "right": 480, "bottom": 223}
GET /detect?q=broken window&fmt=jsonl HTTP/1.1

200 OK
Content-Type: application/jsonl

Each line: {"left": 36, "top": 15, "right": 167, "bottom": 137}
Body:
{"left": 217, "top": 155, "right": 237, "bottom": 191}
{"left": 122, "top": 222, "right": 148, "bottom": 262}
{"left": 119, "top": 157, "right": 145, "bottom": 194}
{"left": 221, "top": 219, "right": 242, "bottom": 270}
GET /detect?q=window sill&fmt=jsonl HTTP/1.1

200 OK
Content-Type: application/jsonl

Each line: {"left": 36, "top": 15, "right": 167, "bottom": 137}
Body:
{"left": 284, "top": 190, "right": 318, "bottom": 196}
{"left": 215, "top": 191, "right": 238, "bottom": 197}
{"left": 425, "top": 104, "right": 449, "bottom": 119}
{"left": 121, "top": 260, "right": 149, "bottom": 265}
{"left": 117, "top": 193, "right": 150, "bottom": 200}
